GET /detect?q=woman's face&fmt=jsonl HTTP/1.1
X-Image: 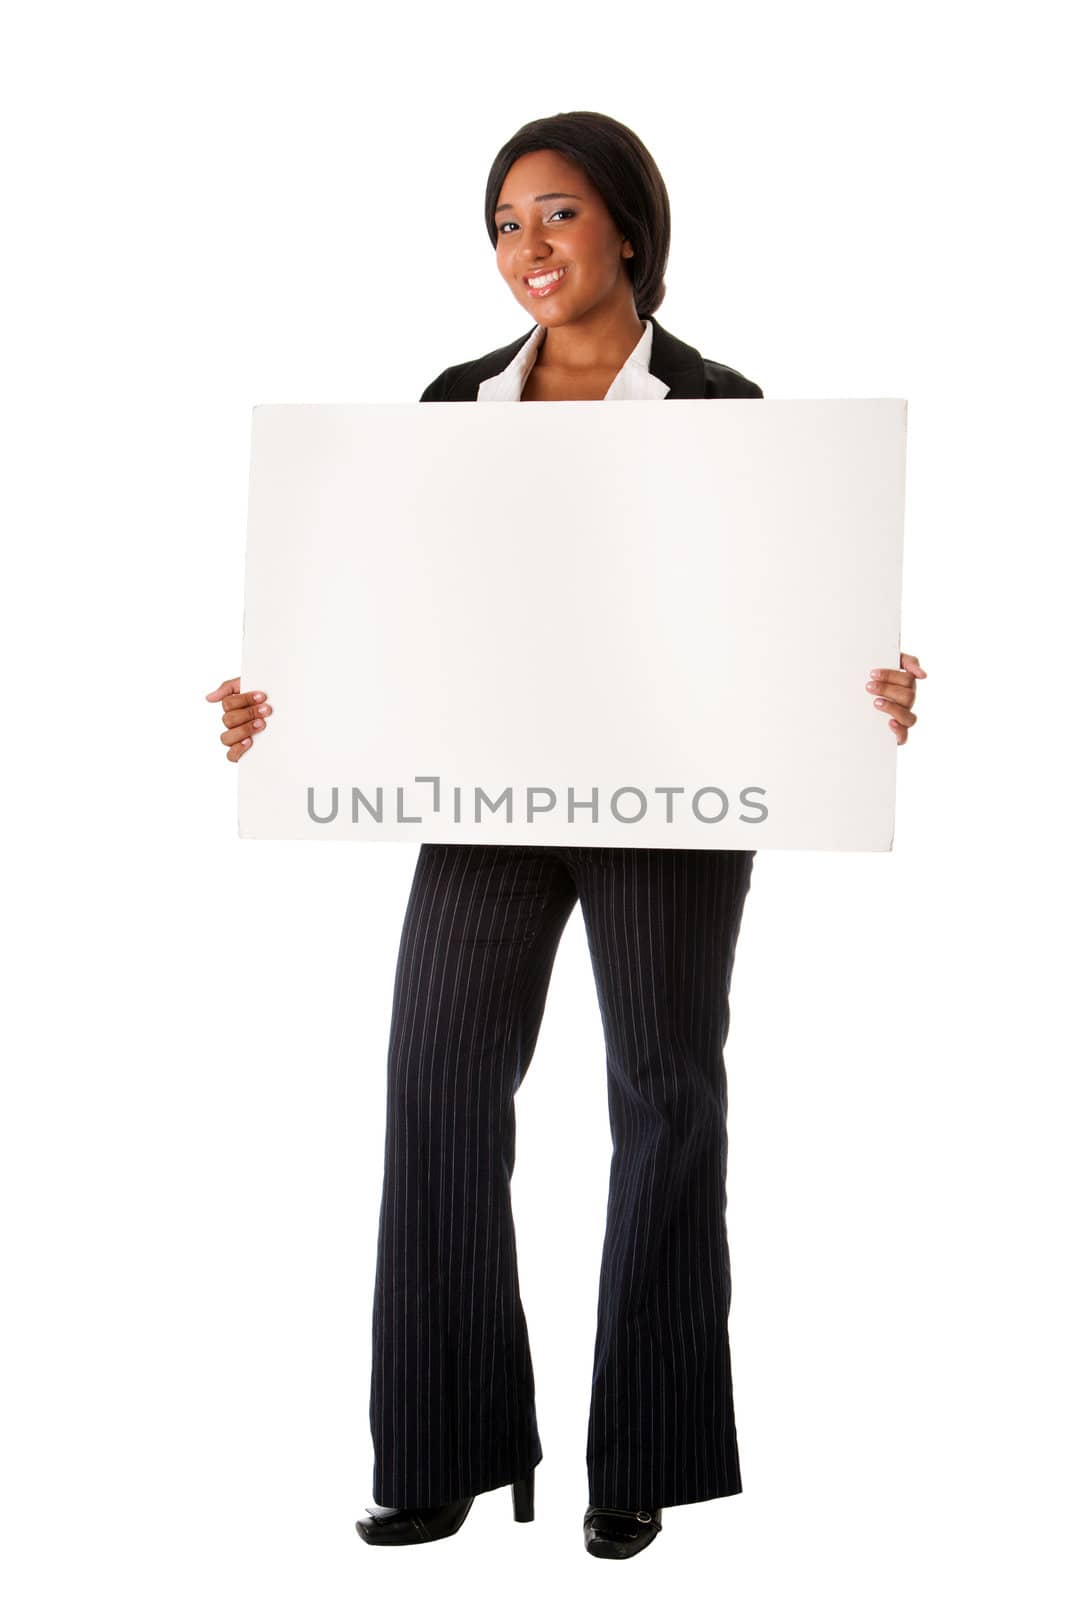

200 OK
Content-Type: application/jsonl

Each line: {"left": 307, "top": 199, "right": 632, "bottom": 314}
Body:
{"left": 493, "top": 149, "right": 636, "bottom": 327}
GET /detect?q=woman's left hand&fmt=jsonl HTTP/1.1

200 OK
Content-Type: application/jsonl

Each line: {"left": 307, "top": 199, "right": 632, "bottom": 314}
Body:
{"left": 865, "top": 652, "right": 927, "bottom": 745}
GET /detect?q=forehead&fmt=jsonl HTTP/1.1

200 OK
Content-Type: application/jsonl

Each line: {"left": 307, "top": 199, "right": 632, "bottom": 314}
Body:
{"left": 498, "top": 148, "right": 587, "bottom": 197}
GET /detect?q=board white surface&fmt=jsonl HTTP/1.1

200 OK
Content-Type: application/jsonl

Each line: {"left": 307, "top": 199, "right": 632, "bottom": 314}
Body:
{"left": 239, "top": 399, "right": 906, "bottom": 850}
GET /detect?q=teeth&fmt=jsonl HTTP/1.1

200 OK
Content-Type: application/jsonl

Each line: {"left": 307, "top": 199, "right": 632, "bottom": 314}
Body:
{"left": 527, "top": 268, "right": 565, "bottom": 288}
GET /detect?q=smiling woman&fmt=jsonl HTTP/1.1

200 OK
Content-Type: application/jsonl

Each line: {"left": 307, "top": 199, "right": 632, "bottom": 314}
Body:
{"left": 346, "top": 107, "right": 926, "bottom": 1560}
{"left": 357, "top": 115, "right": 762, "bottom": 1560}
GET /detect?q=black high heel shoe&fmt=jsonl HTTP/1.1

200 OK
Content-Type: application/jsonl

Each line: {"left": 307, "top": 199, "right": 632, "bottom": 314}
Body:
{"left": 355, "top": 1466, "right": 536, "bottom": 1545}
{"left": 583, "top": 1504, "right": 663, "bottom": 1558}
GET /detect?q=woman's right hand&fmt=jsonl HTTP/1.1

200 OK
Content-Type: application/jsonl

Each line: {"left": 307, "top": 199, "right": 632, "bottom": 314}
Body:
{"left": 205, "top": 676, "right": 273, "bottom": 762}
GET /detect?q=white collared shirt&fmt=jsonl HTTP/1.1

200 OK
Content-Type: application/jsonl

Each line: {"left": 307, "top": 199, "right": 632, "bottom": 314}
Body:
{"left": 476, "top": 317, "right": 670, "bottom": 402}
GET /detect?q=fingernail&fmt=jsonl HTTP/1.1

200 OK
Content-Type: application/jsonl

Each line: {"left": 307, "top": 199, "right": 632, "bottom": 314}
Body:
{"left": 253, "top": 719, "right": 264, "bottom": 729}
{"left": 241, "top": 737, "right": 251, "bottom": 746}
{"left": 252, "top": 692, "right": 265, "bottom": 701}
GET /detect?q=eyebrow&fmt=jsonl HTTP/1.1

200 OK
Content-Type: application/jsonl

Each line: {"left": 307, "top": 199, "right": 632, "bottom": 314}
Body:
{"left": 494, "top": 192, "right": 583, "bottom": 214}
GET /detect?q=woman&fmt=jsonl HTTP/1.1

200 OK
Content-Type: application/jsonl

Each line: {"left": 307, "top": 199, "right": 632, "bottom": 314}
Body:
{"left": 206, "top": 111, "right": 926, "bottom": 1559}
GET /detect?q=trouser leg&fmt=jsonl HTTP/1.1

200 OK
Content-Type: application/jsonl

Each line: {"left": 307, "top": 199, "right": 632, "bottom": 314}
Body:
{"left": 575, "top": 846, "right": 757, "bottom": 1510}
{"left": 370, "top": 843, "right": 577, "bottom": 1506}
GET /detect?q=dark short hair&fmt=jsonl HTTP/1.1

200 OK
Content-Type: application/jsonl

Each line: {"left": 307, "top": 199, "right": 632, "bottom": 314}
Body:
{"left": 484, "top": 111, "right": 671, "bottom": 318}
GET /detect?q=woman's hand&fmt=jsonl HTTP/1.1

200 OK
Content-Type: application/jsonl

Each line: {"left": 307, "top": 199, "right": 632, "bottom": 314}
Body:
{"left": 864, "top": 652, "right": 926, "bottom": 745}
{"left": 205, "top": 676, "right": 273, "bottom": 762}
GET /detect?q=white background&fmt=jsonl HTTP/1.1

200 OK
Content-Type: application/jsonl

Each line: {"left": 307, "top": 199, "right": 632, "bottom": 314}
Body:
{"left": 3, "top": 2, "right": 1063, "bottom": 1595}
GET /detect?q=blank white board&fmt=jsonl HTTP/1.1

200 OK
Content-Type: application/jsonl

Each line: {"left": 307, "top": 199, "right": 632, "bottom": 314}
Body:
{"left": 239, "top": 399, "right": 906, "bottom": 850}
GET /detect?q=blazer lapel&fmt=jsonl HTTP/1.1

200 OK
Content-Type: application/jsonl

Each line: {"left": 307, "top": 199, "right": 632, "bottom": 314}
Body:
{"left": 447, "top": 330, "right": 535, "bottom": 399}
{"left": 646, "top": 316, "right": 707, "bottom": 398}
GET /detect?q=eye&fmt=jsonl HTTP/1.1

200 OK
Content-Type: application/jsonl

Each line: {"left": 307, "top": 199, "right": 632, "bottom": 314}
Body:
{"left": 497, "top": 209, "right": 575, "bottom": 236}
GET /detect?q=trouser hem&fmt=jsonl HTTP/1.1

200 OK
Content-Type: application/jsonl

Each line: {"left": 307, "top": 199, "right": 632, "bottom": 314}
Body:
{"left": 372, "top": 1443, "right": 543, "bottom": 1508}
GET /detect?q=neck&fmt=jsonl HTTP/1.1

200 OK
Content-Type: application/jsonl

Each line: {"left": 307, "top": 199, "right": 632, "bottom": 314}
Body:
{"left": 537, "top": 302, "right": 646, "bottom": 375}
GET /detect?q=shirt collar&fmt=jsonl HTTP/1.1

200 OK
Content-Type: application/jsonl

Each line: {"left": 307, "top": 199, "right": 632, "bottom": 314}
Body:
{"left": 476, "top": 317, "right": 670, "bottom": 402}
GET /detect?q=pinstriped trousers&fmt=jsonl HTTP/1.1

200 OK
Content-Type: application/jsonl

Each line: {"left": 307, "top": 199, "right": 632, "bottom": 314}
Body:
{"left": 369, "top": 841, "right": 756, "bottom": 1511}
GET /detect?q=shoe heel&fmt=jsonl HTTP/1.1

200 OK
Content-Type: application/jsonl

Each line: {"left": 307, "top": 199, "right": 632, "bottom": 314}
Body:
{"left": 512, "top": 1466, "right": 536, "bottom": 1522}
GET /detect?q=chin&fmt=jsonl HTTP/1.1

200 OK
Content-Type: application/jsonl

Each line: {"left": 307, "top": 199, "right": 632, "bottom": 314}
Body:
{"left": 530, "top": 295, "right": 582, "bottom": 323}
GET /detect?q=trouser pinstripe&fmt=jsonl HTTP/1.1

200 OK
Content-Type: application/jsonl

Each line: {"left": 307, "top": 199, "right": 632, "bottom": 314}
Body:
{"left": 369, "top": 841, "right": 756, "bottom": 1511}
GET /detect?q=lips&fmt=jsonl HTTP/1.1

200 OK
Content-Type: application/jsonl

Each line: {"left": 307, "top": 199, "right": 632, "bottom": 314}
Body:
{"left": 524, "top": 265, "right": 569, "bottom": 298}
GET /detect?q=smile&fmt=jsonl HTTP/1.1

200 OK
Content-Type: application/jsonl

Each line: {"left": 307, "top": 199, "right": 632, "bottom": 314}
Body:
{"left": 524, "top": 266, "right": 569, "bottom": 297}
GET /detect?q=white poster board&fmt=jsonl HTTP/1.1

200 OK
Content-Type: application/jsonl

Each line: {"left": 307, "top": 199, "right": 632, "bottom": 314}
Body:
{"left": 239, "top": 399, "right": 906, "bottom": 851}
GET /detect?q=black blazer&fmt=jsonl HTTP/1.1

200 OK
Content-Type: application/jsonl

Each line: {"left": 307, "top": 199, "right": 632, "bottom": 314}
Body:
{"left": 418, "top": 313, "right": 762, "bottom": 401}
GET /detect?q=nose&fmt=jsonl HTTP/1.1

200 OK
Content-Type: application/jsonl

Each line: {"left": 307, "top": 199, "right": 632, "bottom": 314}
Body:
{"left": 515, "top": 222, "right": 554, "bottom": 271}
{"left": 519, "top": 242, "right": 554, "bottom": 276}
